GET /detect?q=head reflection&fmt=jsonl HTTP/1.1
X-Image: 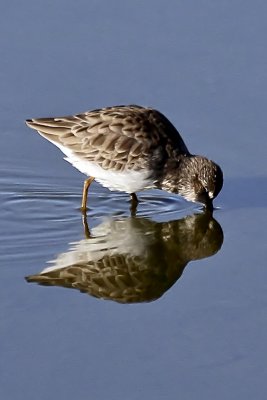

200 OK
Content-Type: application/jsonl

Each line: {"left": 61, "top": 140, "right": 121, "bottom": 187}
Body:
{"left": 26, "top": 212, "right": 223, "bottom": 303}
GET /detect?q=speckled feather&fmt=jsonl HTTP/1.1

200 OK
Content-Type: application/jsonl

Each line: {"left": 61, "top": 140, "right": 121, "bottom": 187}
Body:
{"left": 26, "top": 105, "right": 189, "bottom": 174}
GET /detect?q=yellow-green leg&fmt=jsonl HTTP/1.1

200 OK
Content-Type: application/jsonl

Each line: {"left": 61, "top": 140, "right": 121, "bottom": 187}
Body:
{"left": 81, "top": 177, "right": 95, "bottom": 212}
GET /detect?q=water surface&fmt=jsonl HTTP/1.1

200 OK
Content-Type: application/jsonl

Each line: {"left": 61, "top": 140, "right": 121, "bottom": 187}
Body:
{"left": 1, "top": 2, "right": 267, "bottom": 400}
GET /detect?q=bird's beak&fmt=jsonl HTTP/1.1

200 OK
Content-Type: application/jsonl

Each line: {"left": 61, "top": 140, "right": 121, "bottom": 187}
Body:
{"left": 197, "top": 189, "right": 214, "bottom": 211}
{"left": 204, "top": 197, "right": 214, "bottom": 211}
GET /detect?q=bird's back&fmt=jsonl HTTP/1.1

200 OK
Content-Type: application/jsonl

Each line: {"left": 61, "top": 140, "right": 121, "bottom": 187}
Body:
{"left": 26, "top": 105, "right": 189, "bottom": 173}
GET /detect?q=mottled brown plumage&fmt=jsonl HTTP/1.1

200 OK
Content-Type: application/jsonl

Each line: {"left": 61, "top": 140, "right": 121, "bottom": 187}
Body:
{"left": 26, "top": 105, "right": 188, "bottom": 171}
{"left": 26, "top": 105, "right": 223, "bottom": 210}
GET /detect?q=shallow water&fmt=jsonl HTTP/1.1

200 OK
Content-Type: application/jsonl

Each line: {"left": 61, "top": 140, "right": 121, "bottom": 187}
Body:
{"left": 1, "top": 2, "right": 267, "bottom": 400}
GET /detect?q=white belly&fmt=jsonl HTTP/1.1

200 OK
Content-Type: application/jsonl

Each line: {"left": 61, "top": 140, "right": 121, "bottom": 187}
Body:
{"left": 54, "top": 142, "right": 155, "bottom": 193}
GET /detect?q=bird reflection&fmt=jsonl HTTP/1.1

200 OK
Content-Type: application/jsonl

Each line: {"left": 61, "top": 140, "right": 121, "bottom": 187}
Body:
{"left": 26, "top": 212, "right": 223, "bottom": 303}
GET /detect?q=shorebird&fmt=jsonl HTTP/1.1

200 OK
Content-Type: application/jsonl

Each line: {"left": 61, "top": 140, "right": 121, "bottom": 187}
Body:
{"left": 26, "top": 105, "right": 223, "bottom": 211}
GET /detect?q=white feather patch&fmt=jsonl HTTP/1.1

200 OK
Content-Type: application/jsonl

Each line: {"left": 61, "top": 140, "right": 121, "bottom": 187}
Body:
{"left": 48, "top": 139, "right": 154, "bottom": 193}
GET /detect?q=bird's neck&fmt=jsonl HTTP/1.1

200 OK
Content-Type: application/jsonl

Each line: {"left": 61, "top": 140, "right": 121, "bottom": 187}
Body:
{"left": 157, "top": 155, "right": 192, "bottom": 194}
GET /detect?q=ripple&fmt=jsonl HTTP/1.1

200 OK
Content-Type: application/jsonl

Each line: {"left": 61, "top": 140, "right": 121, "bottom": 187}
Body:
{"left": 137, "top": 191, "right": 199, "bottom": 220}
{"left": 0, "top": 161, "right": 205, "bottom": 263}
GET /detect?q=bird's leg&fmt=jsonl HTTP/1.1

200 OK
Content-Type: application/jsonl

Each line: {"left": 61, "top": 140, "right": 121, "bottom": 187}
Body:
{"left": 130, "top": 193, "right": 139, "bottom": 216}
{"left": 81, "top": 177, "right": 95, "bottom": 213}
{"left": 131, "top": 193, "right": 138, "bottom": 203}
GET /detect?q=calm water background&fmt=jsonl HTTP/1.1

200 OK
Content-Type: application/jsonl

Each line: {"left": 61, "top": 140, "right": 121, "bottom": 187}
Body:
{"left": 1, "top": 1, "right": 267, "bottom": 399}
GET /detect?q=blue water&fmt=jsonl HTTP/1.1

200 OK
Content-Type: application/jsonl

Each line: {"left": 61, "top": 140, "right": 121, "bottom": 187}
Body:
{"left": 1, "top": 1, "right": 267, "bottom": 399}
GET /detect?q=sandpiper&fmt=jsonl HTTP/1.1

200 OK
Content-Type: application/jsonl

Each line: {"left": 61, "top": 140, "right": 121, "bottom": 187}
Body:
{"left": 26, "top": 105, "right": 223, "bottom": 211}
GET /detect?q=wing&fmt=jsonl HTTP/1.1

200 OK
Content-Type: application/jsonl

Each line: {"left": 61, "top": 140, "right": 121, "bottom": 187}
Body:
{"left": 26, "top": 105, "right": 189, "bottom": 172}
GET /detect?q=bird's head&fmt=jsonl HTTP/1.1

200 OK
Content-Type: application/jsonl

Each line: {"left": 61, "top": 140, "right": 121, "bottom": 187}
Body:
{"left": 162, "top": 156, "right": 223, "bottom": 209}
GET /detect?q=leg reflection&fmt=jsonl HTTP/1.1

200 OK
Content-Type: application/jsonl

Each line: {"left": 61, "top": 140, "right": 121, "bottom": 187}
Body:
{"left": 130, "top": 193, "right": 138, "bottom": 216}
{"left": 82, "top": 214, "right": 91, "bottom": 239}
